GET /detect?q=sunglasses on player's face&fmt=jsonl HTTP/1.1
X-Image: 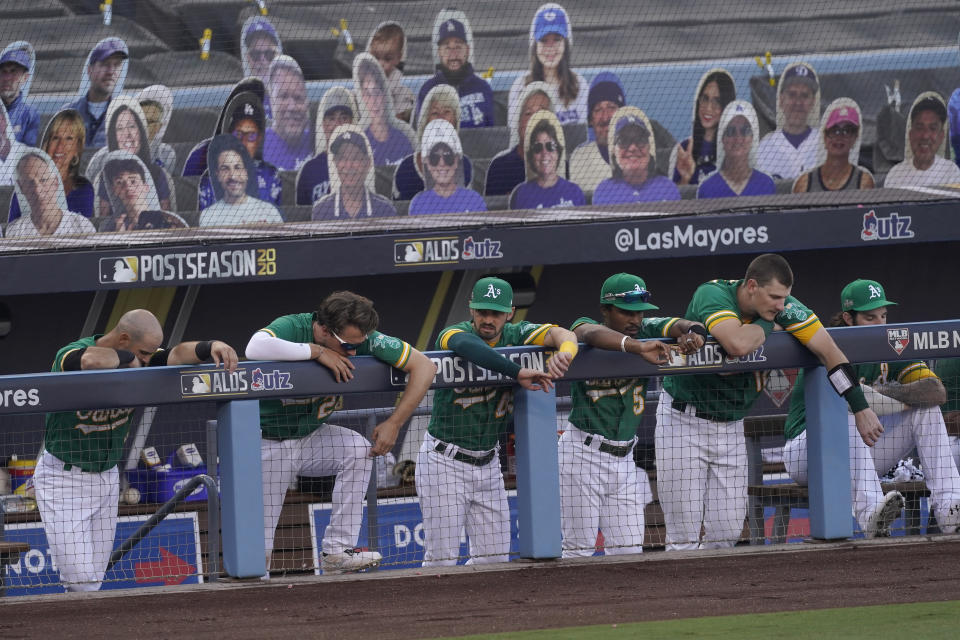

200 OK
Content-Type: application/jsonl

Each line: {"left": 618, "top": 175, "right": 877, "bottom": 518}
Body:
{"left": 602, "top": 288, "right": 651, "bottom": 303}
{"left": 531, "top": 141, "right": 558, "bottom": 154}
{"left": 428, "top": 150, "right": 456, "bottom": 166}
{"left": 329, "top": 329, "right": 366, "bottom": 352}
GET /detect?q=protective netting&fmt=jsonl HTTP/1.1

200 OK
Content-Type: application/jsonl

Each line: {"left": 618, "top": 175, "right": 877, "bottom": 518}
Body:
{"left": 0, "top": 1, "right": 958, "bottom": 248}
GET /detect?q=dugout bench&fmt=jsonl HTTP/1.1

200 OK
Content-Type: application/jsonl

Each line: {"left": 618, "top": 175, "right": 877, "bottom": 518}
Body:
{"left": 744, "top": 415, "right": 948, "bottom": 545}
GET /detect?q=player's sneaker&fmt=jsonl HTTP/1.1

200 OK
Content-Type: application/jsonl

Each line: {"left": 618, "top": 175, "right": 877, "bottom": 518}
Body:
{"left": 936, "top": 502, "right": 960, "bottom": 534}
{"left": 321, "top": 549, "right": 382, "bottom": 574}
{"left": 864, "top": 491, "right": 904, "bottom": 538}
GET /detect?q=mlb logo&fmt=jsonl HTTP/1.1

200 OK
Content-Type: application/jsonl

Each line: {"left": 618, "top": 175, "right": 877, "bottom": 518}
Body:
{"left": 887, "top": 328, "right": 909, "bottom": 355}
{"left": 181, "top": 373, "right": 211, "bottom": 395}
{"left": 394, "top": 241, "right": 424, "bottom": 264}
{"left": 99, "top": 256, "right": 138, "bottom": 283}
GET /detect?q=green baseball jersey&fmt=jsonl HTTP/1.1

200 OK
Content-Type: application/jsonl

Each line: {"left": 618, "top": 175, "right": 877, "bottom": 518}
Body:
{"left": 568, "top": 316, "right": 679, "bottom": 440}
{"left": 429, "top": 319, "right": 555, "bottom": 451}
{"left": 784, "top": 359, "right": 937, "bottom": 440}
{"left": 663, "top": 279, "right": 822, "bottom": 423}
{"left": 257, "top": 313, "right": 413, "bottom": 440}
{"left": 45, "top": 336, "right": 138, "bottom": 472}
{"left": 934, "top": 358, "right": 960, "bottom": 412}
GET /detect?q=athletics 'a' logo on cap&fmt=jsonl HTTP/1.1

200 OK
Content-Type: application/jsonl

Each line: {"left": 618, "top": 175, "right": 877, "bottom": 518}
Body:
{"left": 868, "top": 284, "right": 883, "bottom": 299}
{"left": 485, "top": 283, "right": 500, "bottom": 298}
{"left": 887, "top": 328, "right": 909, "bottom": 355}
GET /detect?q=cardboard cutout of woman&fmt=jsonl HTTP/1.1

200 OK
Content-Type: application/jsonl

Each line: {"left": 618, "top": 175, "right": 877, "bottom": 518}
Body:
{"left": 668, "top": 67, "right": 736, "bottom": 186}
{"left": 593, "top": 106, "right": 680, "bottom": 204}
{"left": 87, "top": 97, "right": 174, "bottom": 217}
{"left": 509, "top": 109, "right": 584, "bottom": 209}
{"left": 697, "top": 100, "right": 775, "bottom": 198}
{"left": 198, "top": 92, "right": 282, "bottom": 210}
{"left": 312, "top": 125, "right": 397, "bottom": 221}
{"left": 199, "top": 133, "right": 284, "bottom": 227}
{"left": 295, "top": 86, "right": 360, "bottom": 205}
{"left": 394, "top": 84, "right": 474, "bottom": 201}
{"left": 97, "top": 151, "right": 187, "bottom": 232}
{"left": 6, "top": 148, "right": 96, "bottom": 237}
{"left": 485, "top": 81, "right": 553, "bottom": 195}
{"left": 353, "top": 53, "right": 415, "bottom": 167}
{"left": 507, "top": 3, "right": 587, "bottom": 125}
{"left": 9, "top": 108, "right": 94, "bottom": 222}
{"left": 409, "top": 119, "right": 485, "bottom": 215}
{"left": 792, "top": 98, "right": 874, "bottom": 193}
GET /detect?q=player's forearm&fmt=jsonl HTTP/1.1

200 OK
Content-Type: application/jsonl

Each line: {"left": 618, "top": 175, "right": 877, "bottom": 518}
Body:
{"left": 78, "top": 346, "right": 127, "bottom": 370}
{"left": 447, "top": 332, "right": 522, "bottom": 378}
{"left": 806, "top": 329, "right": 848, "bottom": 370}
{"left": 245, "top": 331, "right": 312, "bottom": 361}
{"left": 389, "top": 351, "right": 436, "bottom": 426}
{"left": 875, "top": 378, "right": 947, "bottom": 408}
{"left": 544, "top": 326, "right": 578, "bottom": 350}
{"left": 576, "top": 324, "right": 625, "bottom": 351}
{"left": 717, "top": 323, "right": 766, "bottom": 357}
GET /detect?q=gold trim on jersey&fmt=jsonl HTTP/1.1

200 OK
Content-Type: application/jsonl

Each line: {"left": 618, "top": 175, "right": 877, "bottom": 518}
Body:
{"left": 523, "top": 323, "right": 555, "bottom": 346}
{"left": 785, "top": 316, "right": 822, "bottom": 344}
{"left": 704, "top": 310, "right": 739, "bottom": 332}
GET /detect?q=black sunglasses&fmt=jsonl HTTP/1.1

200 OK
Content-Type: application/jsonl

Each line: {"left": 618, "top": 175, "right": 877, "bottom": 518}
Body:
{"left": 532, "top": 141, "right": 559, "bottom": 154}
{"left": 723, "top": 124, "right": 752, "bottom": 138}
{"left": 602, "top": 288, "right": 651, "bottom": 304}
{"left": 330, "top": 328, "right": 366, "bottom": 351}
{"left": 429, "top": 150, "right": 456, "bottom": 166}
{"left": 248, "top": 50, "right": 276, "bottom": 62}
{"left": 234, "top": 130, "right": 260, "bottom": 143}
{"left": 826, "top": 125, "right": 858, "bottom": 138}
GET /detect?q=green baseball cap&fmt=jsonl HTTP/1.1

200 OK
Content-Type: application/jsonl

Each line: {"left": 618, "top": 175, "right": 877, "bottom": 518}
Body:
{"left": 840, "top": 279, "right": 898, "bottom": 312}
{"left": 470, "top": 277, "right": 514, "bottom": 312}
{"left": 600, "top": 273, "right": 659, "bottom": 311}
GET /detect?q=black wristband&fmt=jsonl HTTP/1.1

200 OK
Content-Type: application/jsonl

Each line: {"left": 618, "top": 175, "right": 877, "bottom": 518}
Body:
{"left": 687, "top": 324, "right": 707, "bottom": 338}
{"left": 195, "top": 341, "right": 213, "bottom": 361}
{"left": 115, "top": 349, "right": 135, "bottom": 365}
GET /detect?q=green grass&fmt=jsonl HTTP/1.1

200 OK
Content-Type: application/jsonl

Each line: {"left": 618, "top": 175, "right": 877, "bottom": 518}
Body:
{"left": 452, "top": 601, "right": 960, "bottom": 639}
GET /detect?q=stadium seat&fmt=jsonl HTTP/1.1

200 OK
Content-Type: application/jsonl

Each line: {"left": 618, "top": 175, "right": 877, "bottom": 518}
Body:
{"left": 281, "top": 205, "right": 312, "bottom": 223}
{"left": 460, "top": 127, "right": 510, "bottom": 162}
{"left": 278, "top": 171, "right": 297, "bottom": 207}
{"left": 2, "top": 15, "right": 168, "bottom": 61}
{"left": 173, "top": 175, "right": 200, "bottom": 213}
{"left": 31, "top": 57, "right": 161, "bottom": 96}
{"left": 140, "top": 51, "right": 244, "bottom": 89}
{"left": 165, "top": 108, "right": 220, "bottom": 145}
{"left": 375, "top": 165, "right": 398, "bottom": 200}
{"left": 0, "top": 187, "right": 13, "bottom": 222}
{"left": 485, "top": 193, "right": 509, "bottom": 211}
{"left": 0, "top": 0, "right": 69, "bottom": 20}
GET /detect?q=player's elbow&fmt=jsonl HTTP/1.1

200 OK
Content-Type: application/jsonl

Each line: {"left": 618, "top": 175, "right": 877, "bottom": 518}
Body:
{"left": 244, "top": 333, "right": 268, "bottom": 360}
{"left": 718, "top": 336, "right": 760, "bottom": 358}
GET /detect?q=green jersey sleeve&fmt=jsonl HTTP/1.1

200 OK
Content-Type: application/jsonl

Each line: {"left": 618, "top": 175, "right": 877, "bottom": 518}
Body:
{"left": 638, "top": 317, "right": 680, "bottom": 339}
{"left": 359, "top": 330, "right": 413, "bottom": 369}
{"left": 501, "top": 320, "right": 555, "bottom": 346}
{"left": 260, "top": 313, "right": 313, "bottom": 343}
{"left": 774, "top": 297, "right": 823, "bottom": 345}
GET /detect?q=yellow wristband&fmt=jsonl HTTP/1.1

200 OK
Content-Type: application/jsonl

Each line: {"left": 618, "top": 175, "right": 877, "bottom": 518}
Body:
{"left": 559, "top": 341, "right": 579, "bottom": 357}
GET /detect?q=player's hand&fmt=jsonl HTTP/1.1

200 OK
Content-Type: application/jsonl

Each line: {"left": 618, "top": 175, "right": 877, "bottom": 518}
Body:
{"left": 675, "top": 142, "right": 694, "bottom": 184}
{"left": 312, "top": 344, "right": 355, "bottom": 382}
{"left": 370, "top": 419, "right": 401, "bottom": 457}
{"left": 677, "top": 330, "right": 705, "bottom": 355}
{"left": 209, "top": 341, "right": 239, "bottom": 372}
{"left": 637, "top": 340, "right": 671, "bottom": 365}
{"left": 517, "top": 367, "right": 555, "bottom": 393}
{"left": 854, "top": 408, "right": 884, "bottom": 447}
{"left": 545, "top": 351, "right": 573, "bottom": 378}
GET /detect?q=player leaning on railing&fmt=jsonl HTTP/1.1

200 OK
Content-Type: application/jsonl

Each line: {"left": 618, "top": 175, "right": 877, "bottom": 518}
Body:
{"left": 560, "top": 272, "right": 705, "bottom": 557}
{"left": 655, "top": 254, "right": 884, "bottom": 551}
{"left": 34, "top": 309, "right": 238, "bottom": 592}
{"left": 245, "top": 291, "right": 435, "bottom": 574}
{"left": 416, "top": 276, "right": 575, "bottom": 566}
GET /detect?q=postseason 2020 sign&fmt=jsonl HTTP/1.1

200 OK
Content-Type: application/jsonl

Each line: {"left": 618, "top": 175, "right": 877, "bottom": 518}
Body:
{"left": 310, "top": 494, "right": 519, "bottom": 572}
{"left": 3, "top": 512, "right": 203, "bottom": 595}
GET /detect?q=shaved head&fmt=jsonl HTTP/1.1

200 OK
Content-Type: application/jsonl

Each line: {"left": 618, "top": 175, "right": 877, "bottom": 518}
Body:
{"left": 114, "top": 309, "right": 164, "bottom": 363}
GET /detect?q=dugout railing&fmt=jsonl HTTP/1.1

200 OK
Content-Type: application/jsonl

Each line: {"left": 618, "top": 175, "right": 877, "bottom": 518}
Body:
{"left": 0, "top": 320, "right": 958, "bottom": 586}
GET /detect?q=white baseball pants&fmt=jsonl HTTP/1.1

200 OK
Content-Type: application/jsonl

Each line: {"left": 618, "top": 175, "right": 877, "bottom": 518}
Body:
{"left": 33, "top": 451, "right": 119, "bottom": 592}
{"left": 261, "top": 424, "right": 373, "bottom": 567}
{"left": 784, "top": 406, "right": 960, "bottom": 531}
{"left": 558, "top": 424, "right": 649, "bottom": 557}
{"left": 655, "top": 390, "right": 747, "bottom": 551}
{"left": 416, "top": 432, "right": 509, "bottom": 566}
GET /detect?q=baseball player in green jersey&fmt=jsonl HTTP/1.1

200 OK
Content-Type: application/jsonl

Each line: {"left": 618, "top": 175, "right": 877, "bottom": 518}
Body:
{"left": 244, "top": 291, "right": 435, "bottom": 574}
{"left": 784, "top": 279, "right": 960, "bottom": 535}
{"left": 561, "top": 273, "right": 706, "bottom": 557}
{"left": 34, "top": 309, "right": 238, "bottom": 591}
{"left": 656, "top": 254, "right": 884, "bottom": 550}
{"left": 416, "top": 276, "right": 575, "bottom": 566}
{"left": 933, "top": 357, "right": 960, "bottom": 469}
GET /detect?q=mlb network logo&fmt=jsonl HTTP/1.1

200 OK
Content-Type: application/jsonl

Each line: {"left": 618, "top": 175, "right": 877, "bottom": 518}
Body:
{"left": 860, "top": 210, "right": 914, "bottom": 241}
{"left": 99, "top": 257, "right": 138, "bottom": 283}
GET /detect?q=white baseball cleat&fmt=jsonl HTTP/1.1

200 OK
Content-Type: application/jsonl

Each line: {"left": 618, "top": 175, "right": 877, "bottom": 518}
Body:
{"left": 936, "top": 502, "right": 960, "bottom": 534}
{"left": 321, "top": 549, "right": 382, "bottom": 574}
{"left": 864, "top": 491, "right": 904, "bottom": 538}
